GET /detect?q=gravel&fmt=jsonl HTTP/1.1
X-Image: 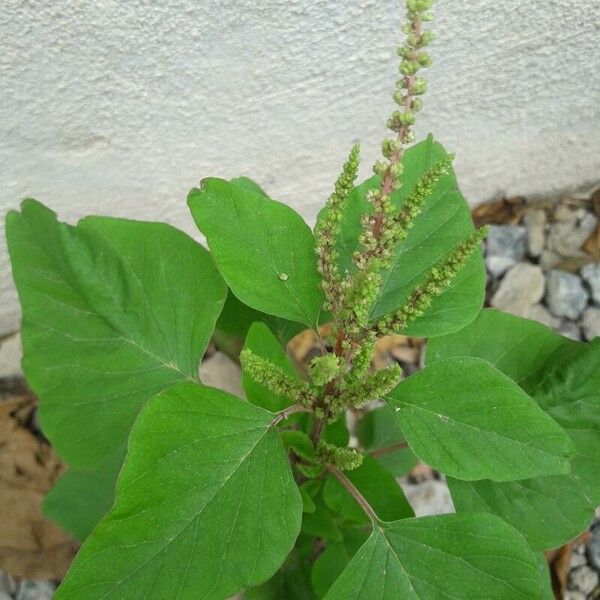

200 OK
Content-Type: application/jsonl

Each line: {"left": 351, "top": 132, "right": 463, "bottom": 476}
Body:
{"left": 491, "top": 263, "right": 545, "bottom": 317}
{"left": 546, "top": 270, "right": 589, "bottom": 320}
{"left": 485, "top": 225, "right": 527, "bottom": 276}
{"left": 569, "top": 567, "right": 599, "bottom": 597}
{"left": 523, "top": 209, "right": 546, "bottom": 257}
{"left": 581, "top": 263, "right": 600, "bottom": 304}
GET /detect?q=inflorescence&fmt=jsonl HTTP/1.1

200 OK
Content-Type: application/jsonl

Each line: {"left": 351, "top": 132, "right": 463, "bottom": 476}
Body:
{"left": 242, "top": 0, "right": 487, "bottom": 470}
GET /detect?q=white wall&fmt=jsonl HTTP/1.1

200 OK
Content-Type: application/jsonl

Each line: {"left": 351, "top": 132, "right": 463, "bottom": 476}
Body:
{"left": 1, "top": 0, "right": 599, "bottom": 335}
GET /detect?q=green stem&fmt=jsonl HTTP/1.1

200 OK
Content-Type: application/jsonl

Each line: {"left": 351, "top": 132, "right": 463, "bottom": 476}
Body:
{"left": 370, "top": 441, "right": 409, "bottom": 458}
{"left": 272, "top": 404, "right": 309, "bottom": 426}
{"left": 327, "top": 465, "right": 379, "bottom": 524}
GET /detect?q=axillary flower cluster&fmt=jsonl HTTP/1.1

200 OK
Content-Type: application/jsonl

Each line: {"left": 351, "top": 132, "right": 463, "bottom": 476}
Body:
{"left": 241, "top": 0, "right": 487, "bottom": 472}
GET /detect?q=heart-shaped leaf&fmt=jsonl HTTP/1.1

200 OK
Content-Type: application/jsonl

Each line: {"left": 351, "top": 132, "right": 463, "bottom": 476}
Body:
{"left": 386, "top": 357, "right": 573, "bottom": 481}
{"left": 55, "top": 382, "right": 302, "bottom": 600}
{"left": 6, "top": 201, "right": 226, "bottom": 468}
{"left": 189, "top": 178, "right": 324, "bottom": 328}
{"left": 447, "top": 475, "right": 594, "bottom": 550}
{"left": 7, "top": 202, "right": 227, "bottom": 539}
{"left": 428, "top": 310, "right": 600, "bottom": 541}
{"left": 324, "top": 513, "right": 540, "bottom": 599}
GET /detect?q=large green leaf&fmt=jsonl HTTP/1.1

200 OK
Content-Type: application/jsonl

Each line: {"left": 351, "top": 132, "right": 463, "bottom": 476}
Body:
{"left": 230, "top": 176, "right": 268, "bottom": 197}
{"left": 188, "top": 178, "right": 324, "bottom": 327}
{"left": 386, "top": 357, "right": 573, "bottom": 481}
{"left": 6, "top": 201, "right": 226, "bottom": 468}
{"left": 447, "top": 475, "right": 594, "bottom": 550}
{"left": 429, "top": 310, "right": 600, "bottom": 507}
{"left": 43, "top": 445, "right": 125, "bottom": 542}
{"left": 427, "top": 308, "right": 583, "bottom": 393}
{"left": 242, "top": 322, "right": 299, "bottom": 412}
{"left": 324, "top": 513, "right": 541, "bottom": 599}
{"left": 532, "top": 338, "right": 600, "bottom": 503}
{"left": 332, "top": 136, "right": 485, "bottom": 336}
{"left": 55, "top": 382, "right": 302, "bottom": 600}
{"left": 322, "top": 455, "right": 414, "bottom": 524}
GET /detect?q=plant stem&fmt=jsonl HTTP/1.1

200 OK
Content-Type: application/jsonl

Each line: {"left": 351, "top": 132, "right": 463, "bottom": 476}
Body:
{"left": 272, "top": 404, "right": 309, "bottom": 426}
{"left": 370, "top": 441, "right": 409, "bottom": 458}
{"left": 327, "top": 465, "right": 379, "bottom": 524}
{"left": 309, "top": 417, "right": 325, "bottom": 445}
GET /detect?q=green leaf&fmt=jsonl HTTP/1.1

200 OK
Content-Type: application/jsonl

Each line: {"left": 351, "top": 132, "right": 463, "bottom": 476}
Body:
{"left": 387, "top": 357, "right": 574, "bottom": 481}
{"left": 6, "top": 201, "right": 227, "bottom": 469}
{"left": 230, "top": 176, "right": 268, "bottom": 197}
{"left": 188, "top": 178, "right": 324, "bottom": 327}
{"left": 323, "top": 455, "right": 414, "bottom": 524}
{"left": 332, "top": 136, "right": 485, "bottom": 337}
{"left": 301, "top": 498, "right": 343, "bottom": 542}
{"left": 429, "top": 310, "right": 600, "bottom": 503}
{"left": 533, "top": 338, "right": 600, "bottom": 503}
{"left": 427, "top": 308, "right": 583, "bottom": 393}
{"left": 311, "top": 527, "right": 369, "bottom": 598}
{"left": 567, "top": 428, "right": 600, "bottom": 503}
{"left": 43, "top": 445, "right": 125, "bottom": 542}
{"left": 55, "top": 382, "right": 302, "bottom": 600}
{"left": 324, "top": 513, "right": 541, "bottom": 599}
{"left": 356, "top": 405, "right": 418, "bottom": 476}
{"left": 243, "top": 322, "right": 300, "bottom": 412}
{"left": 281, "top": 430, "right": 317, "bottom": 462}
{"left": 300, "top": 484, "right": 317, "bottom": 513}
{"left": 447, "top": 475, "right": 594, "bottom": 550}
{"left": 216, "top": 291, "right": 306, "bottom": 345}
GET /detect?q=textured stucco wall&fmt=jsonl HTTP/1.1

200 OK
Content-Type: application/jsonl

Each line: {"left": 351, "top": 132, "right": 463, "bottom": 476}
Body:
{"left": 1, "top": 0, "right": 599, "bottom": 335}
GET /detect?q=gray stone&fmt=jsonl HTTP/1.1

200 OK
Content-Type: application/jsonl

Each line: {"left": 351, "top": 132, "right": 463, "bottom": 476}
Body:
{"left": 485, "top": 255, "right": 515, "bottom": 278}
{"left": 547, "top": 212, "right": 597, "bottom": 257}
{"left": 581, "top": 262, "right": 600, "bottom": 304}
{"left": 0, "top": 332, "right": 23, "bottom": 378}
{"left": 581, "top": 307, "right": 600, "bottom": 341}
{"left": 199, "top": 351, "right": 244, "bottom": 398}
{"left": 0, "top": 593, "right": 11, "bottom": 600}
{"left": 569, "top": 566, "right": 598, "bottom": 596}
{"left": 485, "top": 225, "right": 527, "bottom": 276}
{"left": 564, "top": 592, "right": 586, "bottom": 600}
{"left": 399, "top": 478, "right": 454, "bottom": 517}
{"left": 16, "top": 580, "right": 55, "bottom": 600}
{"left": 546, "top": 270, "right": 589, "bottom": 319}
{"left": 490, "top": 263, "right": 545, "bottom": 317}
{"left": 526, "top": 303, "right": 561, "bottom": 329}
{"left": 558, "top": 321, "right": 582, "bottom": 341}
{"left": 588, "top": 524, "right": 600, "bottom": 570}
{"left": 569, "top": 550, "right": 587, "bottom": 568}
{"left": 523, "top": 209, "right": 546, "bottom": 257}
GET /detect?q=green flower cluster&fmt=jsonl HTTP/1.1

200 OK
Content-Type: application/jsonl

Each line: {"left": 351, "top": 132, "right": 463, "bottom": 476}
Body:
{"left": 314, "top": 144, "right": 360, "bottom": 312}
{"left": 240, "top": 348, "right": 314, "bottom": 408}
{"left": 317, "top": 441, "right": 363, "bottom": 471}
{"left": 308, "top": 353, "right": 341, "bottom": 386}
